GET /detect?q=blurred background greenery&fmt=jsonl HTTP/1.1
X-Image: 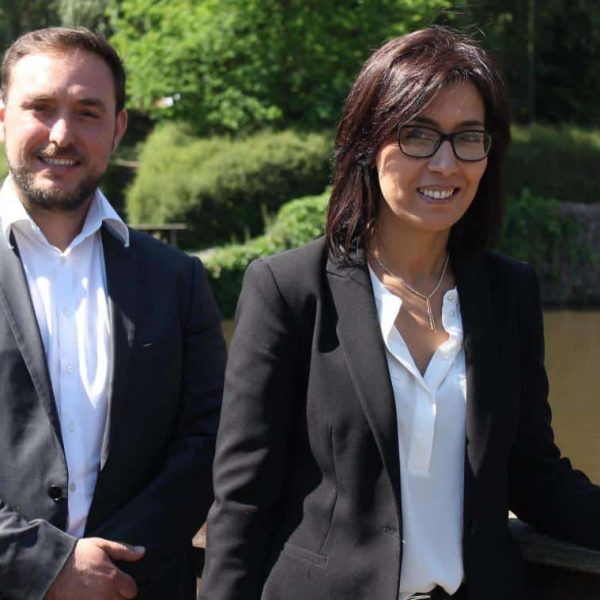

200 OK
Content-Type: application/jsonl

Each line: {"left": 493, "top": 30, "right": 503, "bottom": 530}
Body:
{"left": 1, "top": 0, "right": 599, "bottom": 314}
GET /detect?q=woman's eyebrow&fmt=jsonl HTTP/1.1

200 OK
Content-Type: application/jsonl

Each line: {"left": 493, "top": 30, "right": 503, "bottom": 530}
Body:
{"left": 412, "top": 115, "right": 485, "bottom": 128}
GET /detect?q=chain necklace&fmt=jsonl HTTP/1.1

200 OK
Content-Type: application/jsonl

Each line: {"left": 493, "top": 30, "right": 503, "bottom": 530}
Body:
{"left": 372, "top": 251, "right": 450, "bottom": 333}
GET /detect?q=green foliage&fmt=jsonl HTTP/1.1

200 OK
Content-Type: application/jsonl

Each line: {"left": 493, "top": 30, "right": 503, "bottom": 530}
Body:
{"left": 507, "top": 125, "right": 600, "bottom": 204}
{"left": 0, "top": 154, "right": 6, "bottom": 178}
{"left": 58, "top": 0, "right": 110, "bottom": 32}
{"left": 109, "top": 0, "right": 452, "bottom": 134}
{"left": 0, "top": 1, "right": 60, "bottom": 52}
{"left": 445, "top": 1, "right": 600, "bottom": 124}
{"left": 125, "top": 124, "right": 332, "bottom": 248}
{"left": 499, "top": 189, "right": 580, "bottom": 282}
{"left": 201, "top": 190, "right": 329, "bottom": 317}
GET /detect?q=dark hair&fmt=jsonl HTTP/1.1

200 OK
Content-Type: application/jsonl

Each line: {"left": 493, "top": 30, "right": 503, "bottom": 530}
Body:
{"left": 325, "top": 27, "right": 511, "bottom": 260}
{"left": 1, "top": 27, "right": 126, "bottom": 113}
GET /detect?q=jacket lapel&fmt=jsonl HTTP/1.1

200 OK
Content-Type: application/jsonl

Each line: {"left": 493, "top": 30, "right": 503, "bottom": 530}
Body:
{"left": 99, "top": 227, "right": 137, "bottom": 468}
{"left": 326, "top": 251, "right": 402, "bottom": 517}
{"left": 0, "top": 235, "right": 62, "bottom": 440}
{"left": 453, "top": 254, "right": 500, "bottom": 520}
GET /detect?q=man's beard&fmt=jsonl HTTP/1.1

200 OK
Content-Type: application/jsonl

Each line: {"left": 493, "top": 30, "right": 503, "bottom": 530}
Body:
{"left": 8, "top": 147, "right": 104, "bottom": 212}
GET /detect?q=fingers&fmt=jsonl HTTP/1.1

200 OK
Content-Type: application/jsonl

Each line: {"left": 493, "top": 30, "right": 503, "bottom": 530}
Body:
{"left": 99, "top": 539, "right": 145, "bottom": 562}
{"left": 115, "top": 570, "right": 139, "bottom": 599}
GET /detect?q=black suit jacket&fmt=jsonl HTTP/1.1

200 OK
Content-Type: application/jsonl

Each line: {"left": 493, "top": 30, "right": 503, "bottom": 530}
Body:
{"left": 0, "top": 226, "right": 226, "bottom": 600}
{"left": 201, "top": 237, "right": 600, "bottom": 600}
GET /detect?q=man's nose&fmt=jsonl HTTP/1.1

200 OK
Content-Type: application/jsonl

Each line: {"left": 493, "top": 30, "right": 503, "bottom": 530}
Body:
{"left": 427, "top": 140, "right": 459, "bottom": 176}
{"left": 48, "top": 116, "right": 75, "bottom": 147}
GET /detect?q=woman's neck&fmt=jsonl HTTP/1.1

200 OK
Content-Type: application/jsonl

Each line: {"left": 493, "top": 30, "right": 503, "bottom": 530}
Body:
{"left": 370, "top": 219, "right": 450, "bottom": 289}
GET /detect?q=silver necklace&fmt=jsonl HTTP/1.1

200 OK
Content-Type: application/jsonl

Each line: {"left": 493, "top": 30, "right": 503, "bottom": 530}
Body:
{"left": 372, "top": 252, "right": 450, "bottom": 333}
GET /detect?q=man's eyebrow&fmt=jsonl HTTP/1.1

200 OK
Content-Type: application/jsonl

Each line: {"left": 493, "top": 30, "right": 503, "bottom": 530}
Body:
{"left": 21, "top": 94, "right": 54, "bottom": 104}
{"left": 412, "top": 115, "right": 485, "bottom": 128}
{"left": 21, "top": 95, "right": 108, "bottom": 111}
{"left": 77, "top": 98, "right": 108, "bottom": 111}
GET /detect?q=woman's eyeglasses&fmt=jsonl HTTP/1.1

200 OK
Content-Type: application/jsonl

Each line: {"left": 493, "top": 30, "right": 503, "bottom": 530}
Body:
{"left": 397, "top": 125, "right": 492, "bottom": 162}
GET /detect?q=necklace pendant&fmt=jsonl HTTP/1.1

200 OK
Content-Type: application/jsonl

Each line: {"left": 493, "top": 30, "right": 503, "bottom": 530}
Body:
{"left": 426, "top": 299, "right": 436, "bottom": 333}
{"left": 371, "top": 248, "right": 449, "bottom": 336}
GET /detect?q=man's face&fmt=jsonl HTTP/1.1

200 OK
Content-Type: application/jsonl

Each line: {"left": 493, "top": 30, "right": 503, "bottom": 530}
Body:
{"left": 0, "top": 49, "right": 127, "bottom": 212}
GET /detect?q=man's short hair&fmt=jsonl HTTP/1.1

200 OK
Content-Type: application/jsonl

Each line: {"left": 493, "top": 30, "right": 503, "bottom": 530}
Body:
{"left": 1, "top": 26, "right": 126, "bottom": 112}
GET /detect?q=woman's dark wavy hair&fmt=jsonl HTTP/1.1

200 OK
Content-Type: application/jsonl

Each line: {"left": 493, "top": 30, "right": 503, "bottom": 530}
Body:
{"left": 325, "top": 27, "right": 511, "bottom": 261}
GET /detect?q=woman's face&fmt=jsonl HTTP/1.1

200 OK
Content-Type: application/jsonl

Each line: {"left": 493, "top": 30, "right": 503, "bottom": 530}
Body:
{"left": 374, "top": 83, "right": 488, "bottom": 238}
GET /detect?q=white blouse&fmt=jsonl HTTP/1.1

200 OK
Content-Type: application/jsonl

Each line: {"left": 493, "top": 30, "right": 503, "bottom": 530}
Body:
{"left": 369, "top": 267, "right": 467, "bottom": 599}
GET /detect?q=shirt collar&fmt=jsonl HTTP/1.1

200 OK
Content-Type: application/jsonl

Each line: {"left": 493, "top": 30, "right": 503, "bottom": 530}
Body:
{"left": 368, "top": 264, "right": 403, "bottom": 344}
{"left": 368, "top": 263, "right": 462, "bottom": 342}
{"left": 0, "top": 176, "right": 129, "bottom": 250}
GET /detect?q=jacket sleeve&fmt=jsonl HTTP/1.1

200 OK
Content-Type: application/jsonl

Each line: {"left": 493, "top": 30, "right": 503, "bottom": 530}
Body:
{"left": 199, "top": 258, "right": 306, "bottom": 600}
{"left": 88, "top": 257, "right": 226, "bottom": 585}
{"left": 0, "top": 504, "right": 76, "bottom": 600}
{"left": 508, "top": 264, "right": 600, "bottom": 547}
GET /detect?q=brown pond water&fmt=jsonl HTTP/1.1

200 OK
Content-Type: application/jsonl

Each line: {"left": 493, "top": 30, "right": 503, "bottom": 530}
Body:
{"left": 545, "top": 310, "right": 600, "bottom": 482}
{"left": 222, "top": 310, "right": 600, "bottom": 480}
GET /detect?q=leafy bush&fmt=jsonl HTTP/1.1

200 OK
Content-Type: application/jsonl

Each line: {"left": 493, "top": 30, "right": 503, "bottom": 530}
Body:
{"left": 126, "top": 124, "right": 332, "bottom": 248}
{"left": 499, "top": 188, "right": 580, "bottom": 282}
{"left": 201, "top": 190, "right": 328, "bottom": 317}
{"left": 0, "top": 154, "right": 7, "bottom": 179}
{"left": 508, "top": 125, "right": 600, "bottom": 204}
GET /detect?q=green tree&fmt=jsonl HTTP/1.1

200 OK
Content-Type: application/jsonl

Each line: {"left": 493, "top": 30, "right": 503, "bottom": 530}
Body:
{"left": 58, "top": 0, "right": 111, "bottom": 32}
{"left": 109, "top": 0, "right": 451, "bottom": 134}
{"left": 445, "top": 0, "right": 600, "bottom": 124}
{"left": 0, "top": 0, "right": 59, "bottom": 50}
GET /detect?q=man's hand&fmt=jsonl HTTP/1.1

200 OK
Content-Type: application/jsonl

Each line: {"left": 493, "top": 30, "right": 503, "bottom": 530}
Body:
{"left": 45, "top": 537, "right": 145, "bottom": 600}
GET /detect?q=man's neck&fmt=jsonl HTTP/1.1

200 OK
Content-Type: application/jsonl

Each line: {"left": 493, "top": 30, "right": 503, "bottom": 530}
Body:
{"left": 22, "top": 196, "right": 94, "bottom": 252}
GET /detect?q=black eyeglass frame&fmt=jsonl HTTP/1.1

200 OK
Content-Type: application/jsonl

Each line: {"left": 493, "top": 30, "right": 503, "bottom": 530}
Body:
{"left": 396, "top": 125, "right": 492, "bottom": 162}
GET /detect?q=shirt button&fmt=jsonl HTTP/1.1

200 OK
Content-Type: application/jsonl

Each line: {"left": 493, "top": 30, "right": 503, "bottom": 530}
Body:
{"left": 69, "top": 482, "right": 77, "bottom": 492}
{"left": 447, "top": 292, "right": 455, "bottom": 302}
{"left": 67, "top": 422, "right": 75, "bottom": 432}
{"left": 65, "top": 364, "right": 73, "bottom": 374}
{"left": 449, "top": 310, "right": 456, "bottom": 318}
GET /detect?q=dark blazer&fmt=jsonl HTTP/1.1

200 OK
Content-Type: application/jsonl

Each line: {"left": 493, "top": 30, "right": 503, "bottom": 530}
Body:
{"left": 201, "top": 237, "right": 600, "bottom": 600}
{"left": 0, "top": 226, "right": 226, "bottom": 600}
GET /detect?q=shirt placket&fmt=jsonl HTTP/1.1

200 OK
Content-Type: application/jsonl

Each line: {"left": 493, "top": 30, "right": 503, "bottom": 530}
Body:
{"left": 55, "top": 251, "right": 84, "bottom": 525}
{"left": 383, "top": 290, "right": 463, "bottom": 477}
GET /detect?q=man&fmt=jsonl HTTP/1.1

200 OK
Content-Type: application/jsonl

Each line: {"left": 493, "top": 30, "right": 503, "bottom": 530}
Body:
{"left": 0, "top": 27, "right": 226, "bottom": 599}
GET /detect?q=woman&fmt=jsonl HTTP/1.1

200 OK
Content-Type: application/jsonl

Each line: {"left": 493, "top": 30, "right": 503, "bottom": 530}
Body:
{"left": 201, "top": 28, "right": 600, "bottom": 600}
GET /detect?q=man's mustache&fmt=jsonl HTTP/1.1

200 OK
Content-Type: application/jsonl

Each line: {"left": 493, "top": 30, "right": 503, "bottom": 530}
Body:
{"left": 36, "top": 145, "right": 85, "bottom": 163}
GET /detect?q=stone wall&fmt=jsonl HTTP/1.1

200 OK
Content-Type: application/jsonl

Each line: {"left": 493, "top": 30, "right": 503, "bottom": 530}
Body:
{"left": 539, "top": 203, "right": 600, "bottom": 306}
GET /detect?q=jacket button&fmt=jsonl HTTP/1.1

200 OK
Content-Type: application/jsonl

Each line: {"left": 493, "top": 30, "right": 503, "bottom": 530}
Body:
{"left": 469, "top": 519, "right": 478, "bottom": 536}
{"left": 48, "top": 485, "right": 64, "bottom": 501}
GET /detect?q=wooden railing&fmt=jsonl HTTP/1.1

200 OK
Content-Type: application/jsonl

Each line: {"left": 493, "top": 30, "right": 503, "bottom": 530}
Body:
{"left": 194, "top": 519, "right": 600, "bottom": 595}
{"left": 510, "top": 516, "right": 600, "bottom": 598}
{"left": 133, "top": 223, "right": 188, "bottom": 247}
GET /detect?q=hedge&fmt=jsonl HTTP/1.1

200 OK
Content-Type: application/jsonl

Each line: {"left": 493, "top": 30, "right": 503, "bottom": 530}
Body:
{"left": 200, "top": 190, "right": 329, "bottom": 317}
{"left": 507, "top": 125, "right": 600, "bottom": 204}
{"left": 202, "top": 188, "right": 577, "bottom": 318}
{"left": 125, "top": 124, "right": 332, "bottom": 249}
{"left": 498, "top": 189, "right": 580, "bottom": 283}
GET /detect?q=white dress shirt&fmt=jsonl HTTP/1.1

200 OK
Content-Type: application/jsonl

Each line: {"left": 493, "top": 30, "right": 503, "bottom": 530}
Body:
{"left": 0, "top": 177, "right": 129, "bottom": 537}
{"left": 369, "top": 267, "right": 467, "bottom": 599}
